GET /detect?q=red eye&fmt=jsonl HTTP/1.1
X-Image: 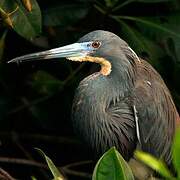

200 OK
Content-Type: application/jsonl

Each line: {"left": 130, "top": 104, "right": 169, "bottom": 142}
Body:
{"left": 92, "top": 41, "right": 101, "bottom": 48}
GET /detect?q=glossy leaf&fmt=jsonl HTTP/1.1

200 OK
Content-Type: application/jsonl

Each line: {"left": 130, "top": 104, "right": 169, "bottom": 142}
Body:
{"left": 0, "top": 0, "right": 41, "bottom": 40}
{"left": 135, "top": 151, "right": 173, "bottom": 179}
{"left": 172, "top": 128, "right": 180, "bottom": 177}
{"left": 43, "top": 4, "right": 88, "bottom": 26}
{"left": 92, "top": 147, "right": 134, "bottom": 180}
{"left": 35, "top": 148, "right": 65, "bottom": 180}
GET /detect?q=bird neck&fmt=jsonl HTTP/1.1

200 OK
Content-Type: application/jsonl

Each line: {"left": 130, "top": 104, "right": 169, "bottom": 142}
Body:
{"left": 109, "top": 55, "right": 137, "bottom": 93}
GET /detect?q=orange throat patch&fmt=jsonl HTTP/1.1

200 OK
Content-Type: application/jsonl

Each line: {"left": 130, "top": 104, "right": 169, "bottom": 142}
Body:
{"left": 68, "top": 55, "right": 112, "bottom": 76}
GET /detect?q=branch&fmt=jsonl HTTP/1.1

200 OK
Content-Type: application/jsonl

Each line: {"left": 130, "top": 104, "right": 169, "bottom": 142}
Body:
{"left": 0, "top": 157, "right": 47, "bottom": 169}
{"left": 0, "top": 168, "right": 16, "bottom": 180}
{"left": 0, "top": 157, "right": 93, "bottom": 179}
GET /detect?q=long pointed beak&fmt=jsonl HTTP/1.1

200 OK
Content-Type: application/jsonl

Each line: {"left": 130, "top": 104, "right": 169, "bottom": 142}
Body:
{"left": 8, "top": 42, "right": 94, "bottom": 63}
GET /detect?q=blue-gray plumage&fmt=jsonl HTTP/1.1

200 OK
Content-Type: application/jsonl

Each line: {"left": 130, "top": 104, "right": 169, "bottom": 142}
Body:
{"left": 8, "top": 30, "right": 180, "bottom": 165}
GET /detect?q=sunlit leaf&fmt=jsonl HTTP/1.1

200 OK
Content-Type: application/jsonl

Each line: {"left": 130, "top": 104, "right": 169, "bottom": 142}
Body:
{"left": 0, "top": 0, "right": 41, "bottom": 40}
{"left": 35, "top": 148, "right": 65, "bottom": 180}
{"left": 92, "top": 147, "right": 134, "bottom": 180}
{"left": 43, "top": 4, "right": 88, "bottom": 26}
{"left": 172, "top": 127, "right": 180, "bottom": 177}
{"left": 135, "top": 151, "right": 173, "bottom": 179}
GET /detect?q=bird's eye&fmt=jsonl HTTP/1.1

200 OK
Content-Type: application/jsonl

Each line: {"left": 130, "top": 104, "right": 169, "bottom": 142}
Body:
{"left": 92, "top": 41, "right": 101, "bottom": 49}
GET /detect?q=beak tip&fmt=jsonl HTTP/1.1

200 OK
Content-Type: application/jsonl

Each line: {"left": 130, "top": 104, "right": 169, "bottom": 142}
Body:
{"left": 7, "top": 60, "right": 14, "bottom": 64}
{"left": 7, "top": 58, "right": 19, "bottom": 64}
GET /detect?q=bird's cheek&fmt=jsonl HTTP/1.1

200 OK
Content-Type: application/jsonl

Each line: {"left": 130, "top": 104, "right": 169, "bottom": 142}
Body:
{"left": 67, "top": 56, "right": 85, "bottom": 62}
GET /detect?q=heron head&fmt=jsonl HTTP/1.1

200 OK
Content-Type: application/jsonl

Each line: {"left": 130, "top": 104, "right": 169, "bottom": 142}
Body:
{"left": 8, "top": 30, "right": 137, "bottom": 76}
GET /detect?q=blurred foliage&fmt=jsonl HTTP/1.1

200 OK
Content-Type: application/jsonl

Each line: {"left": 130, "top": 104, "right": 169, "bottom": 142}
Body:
{"left": 135, "top": 151, "right": 173, "bottom": 179}
{"left": 0, "top": 0, "right": 180, "bottom": 179}
{"left": 135, "top": 128, "right": 180, "bottom": 180}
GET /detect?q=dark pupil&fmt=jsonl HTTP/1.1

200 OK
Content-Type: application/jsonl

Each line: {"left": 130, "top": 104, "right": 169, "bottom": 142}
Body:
{"left": 92, "top": 41, "right": 99, "bottom": 48}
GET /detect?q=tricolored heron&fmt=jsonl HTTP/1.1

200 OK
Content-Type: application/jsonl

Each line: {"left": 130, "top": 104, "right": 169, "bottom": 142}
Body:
{"left": 8, "top": 30, "right": 180, "bottom": 165}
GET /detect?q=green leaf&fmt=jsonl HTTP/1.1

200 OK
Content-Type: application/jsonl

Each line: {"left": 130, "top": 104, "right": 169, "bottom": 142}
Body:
{"left": 172, "top": 128, "right": 180, "bottom": 177}
{"left": 43, "top": 4, "right": 88, "bottom": 26}
{"left": 92, "top": 147, "right": 134, "bottom": 180}
{"left": 0, "top": 0, "right": 41, "bottom": 40}
{"left": 135, "top": 151, "right": 173, "bottom": 179}
{"left": 31, "top": 71, "right": 63, "bottom": 95}
{"left": 35, "top": 148, "right": 65, "bottom": 180}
